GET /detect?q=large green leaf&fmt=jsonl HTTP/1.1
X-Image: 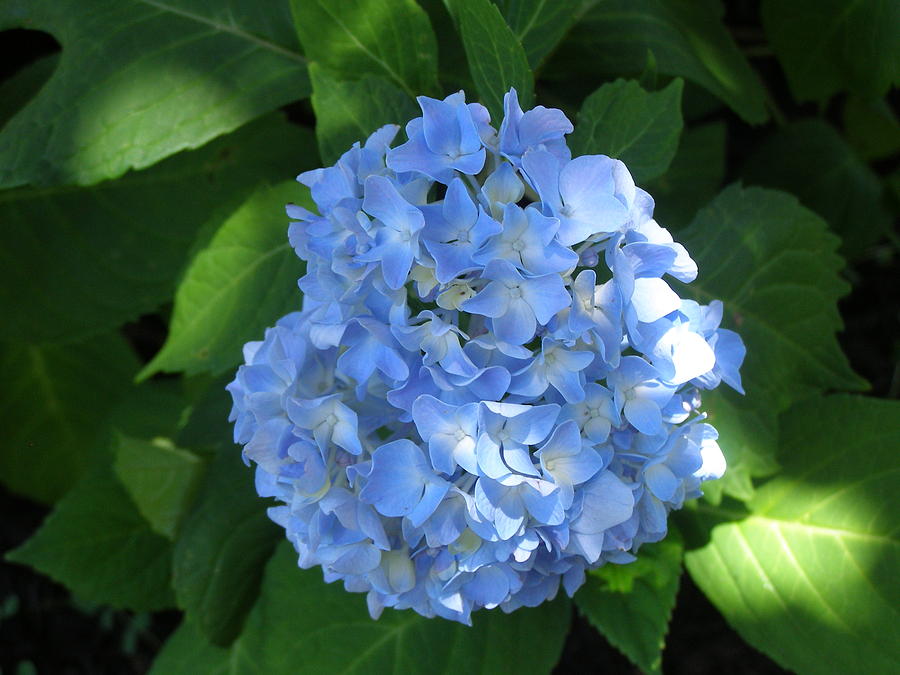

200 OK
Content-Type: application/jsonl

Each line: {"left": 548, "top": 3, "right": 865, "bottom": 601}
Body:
{"left": 172, "top": 446, "right": 280, "bottom": 646}
{"left": 576, "top": 537, "right": 682, "bottom": 674}
{"left": 448, "top": 0, "right": 535, "bottom": 122}
{"left": 290, "top": 0, "right": 439, "bottom": 98}
{"left": 149, "top": 619, "right": 231, "bottom": 675}
{"left": 157, "top": 541, "right": 571, "bottom": 673}
{"left": 843, "top": 95, "right": 900, "bottom": 162}
{"left": 742, "top": 120, "right": 892, "bottom": 260}
{"left": 0, "top": 333, "right": 138, "bottom": 504}
{"left": 569, "top": 78, "right": 683, "bottom": 183}
{"left": 493, "top": 0, "right": 586, "bottom": 68}
{"left": 550, "top": 0, "right": 769, "bottom": 124}
{"left": 0, "top": 115, "right": 316, "bottom": 344}
{"left": 139, "top": 180, "right": 310, "bottom": 379}
{"left": 761, "top": 0, "right": 900, "bottom": 102}
{"left": 677, "top": 185, "right": 867, "bottom": 501}
{"left": 645, "top": 120, "right": 726, "bottom": 230}
{"left": 0, "top": 0, "right": 308, "bottom": 188}
{"left": 309, "top": 64, "right": 418, "bottom": 165}
{"left": 685, "top": 395, "right": 900, "bottom": 673}
{"left": 113, "top": 434, "right": 206, "bottom": 539}
{"left": 0, "top": 53, "right": 58, "bottom": 129}
{"left": 6, "top": 464, "right": 175, "bottom": 611}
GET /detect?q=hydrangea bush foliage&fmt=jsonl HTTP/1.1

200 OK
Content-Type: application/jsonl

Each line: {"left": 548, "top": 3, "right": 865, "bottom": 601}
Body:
{"left": 227, "top": 89, "right": 745, "bottom": 623}
{"left": 3, "top": 1, "right": 897, "bottom": 673}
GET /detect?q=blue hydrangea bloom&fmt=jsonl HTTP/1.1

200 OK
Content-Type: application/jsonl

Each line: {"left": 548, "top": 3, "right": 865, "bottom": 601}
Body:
{"left": 227, "top": 89, "right": 746, "bottom": 625}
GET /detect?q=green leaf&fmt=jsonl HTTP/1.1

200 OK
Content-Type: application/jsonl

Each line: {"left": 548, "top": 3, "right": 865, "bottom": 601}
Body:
{"left": 0, "top": 53, "right": 58, "bottom": 129}
{"left": 139, "top": 180, "right": 310, "bottom": 379}
{"left": 493, "top": 0, "right": 585, "bottom": 68}
{"left": 570, "top": 78, "right": 684, "bottom": 183}
{"left": 240, "top": 543, "right": 571, "bottom": 673}
{"left": 113, "top": 434, "right": 206, "bottom": 539}
{"left": 550, "top": 0, "right": 769, "bottom": 124}
{"left": 0, "top": 333, "right": 138, "bottom": 504}
{"left": 761, "top": 0, "right": 900, "bottom": 102}
{"left": 448, "top": 0, "right": 535, "bottom": 122}
{"left": 576, "top": 537, "right": 683, "bottom": 674}
{"left": 742, "top": 119, "right": 892, "bottom": 260}
{"left": 0, "top": 0, "right": 308, "bottom": 188}
{"left": 109, "top": 379, "right": 190, "bottom": 441}
{"left": 645, "top": 120, "right": 726, "bottom": 231}
{"left": 0, "top": 115, "right": 316, "bottom": 344}
{"left": 175, "top": 378, "right": 235, "bottom": 451}
{"left": 843, "top": 95, "right": 900, "bottom": 162}
{"left": 149, "top": 619, "right": 231, "bottom": 675}
{"left": 172, "top": 447, "right": 280, "bottom": 646}
{"left": 290, "top": 0, "right": 439, "bottom": 98}
{"left": 685, "top": 395, "right": 900, "bottom": 673}
{"left": 159, "top": 540, "right": 570, "bottom": 673}
{"left": 677, "top": 185, "right": 867, "bottom": 500}
{"left": 6, "top": 464, "right": 175, "bottom": 611}
{"left": 309, "top": 64, "right": 418, "bottom": 165}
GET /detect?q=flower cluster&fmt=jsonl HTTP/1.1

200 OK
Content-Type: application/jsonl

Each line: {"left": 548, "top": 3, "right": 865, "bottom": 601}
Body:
{"left": 227, "top": 89, "right": 745, "bottom": 624}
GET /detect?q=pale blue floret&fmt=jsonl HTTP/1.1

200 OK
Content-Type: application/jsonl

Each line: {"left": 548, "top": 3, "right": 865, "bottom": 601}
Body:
{"left": 522, "top": 150, "right": 630, "bottom": 246}
{"left": 499, "top": 88, "right": 572, "bottom": 166}
{"left": 608, "top": 356, "right": 676, "bottom": 435}
{"left": 356, "top": 175, "right": 424, "bottom": 289}
{"left": 387, "top": 92, "right": 488, "bottom": 184}
{"left": 421, "top": 177, "right": 501, "bottom": 283}
{"left": 411, "top": 395, "right": 479, "bottom": 475}
{"left": 509, "top": 338, "right": 594, "bottom": 403}
{"left": 475, "top": 401, "right": 559, "bottom": 479}
{"left": 536, "top": 420, "right": 606, "bottom": 508}
{"left": 360, "top": 440, "right": 450, "bottom": 526}
{"left": 227, "top": 89, "right": 746, "bottom": 624}
{"left": 474, "top": 204, "right": 578, "bottom": 275}
{"left": 462, "top": 259, "right": 570, "bottom": 345}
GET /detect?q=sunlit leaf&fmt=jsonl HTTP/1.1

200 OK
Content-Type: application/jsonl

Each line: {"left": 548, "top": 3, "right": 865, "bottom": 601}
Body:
{"left": 0, "top": 0, "right": 308, "bottom": 187}
{"left": 686, "top": 395, "right": 900, "bottom": 673}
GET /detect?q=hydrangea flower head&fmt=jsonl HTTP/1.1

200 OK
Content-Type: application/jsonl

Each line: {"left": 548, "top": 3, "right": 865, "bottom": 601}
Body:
{"left": 227, "top": 89, "right": 745, "bottom": 624}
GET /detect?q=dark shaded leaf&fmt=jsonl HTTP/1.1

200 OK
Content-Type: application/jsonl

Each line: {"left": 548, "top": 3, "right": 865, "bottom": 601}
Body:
{"left": 570, "top": 78, "right": 683, "bottom": 183}
{"left": 310, "top": 65, "right": 418, "bottom": 165}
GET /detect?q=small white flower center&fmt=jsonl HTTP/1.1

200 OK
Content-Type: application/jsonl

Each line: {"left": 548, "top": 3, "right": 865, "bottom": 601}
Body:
{"left": 456, "top": 229, "right": 470, "bottom": 243}
{"left": 454, "top": 429, "right": 467, "bottom": 441}
{"left": 508, "top": 285, "right": 522, "bottom": 299}
{"left": 326, "top": 413, "right": 339, "bottom": 426}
